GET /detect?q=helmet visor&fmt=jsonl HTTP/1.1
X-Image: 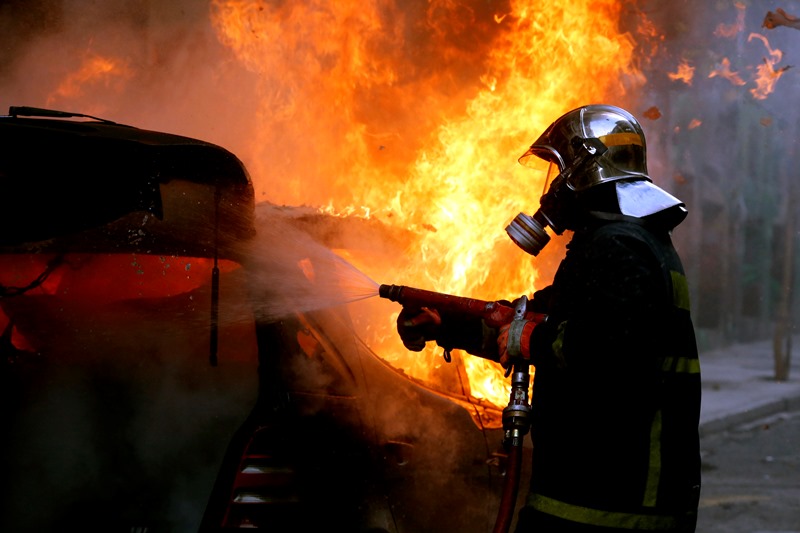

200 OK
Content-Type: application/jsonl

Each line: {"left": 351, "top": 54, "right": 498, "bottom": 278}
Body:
{"left": 542, "top": 161, "right": 560, "bottom": 195}
{"left": 518, "top": 146, "right": 558, "bottom": 195}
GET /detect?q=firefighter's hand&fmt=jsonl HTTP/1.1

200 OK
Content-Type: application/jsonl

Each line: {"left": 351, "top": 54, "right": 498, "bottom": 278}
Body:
{"left": 497, "top": 318, "right": 537, "bottom": 369}
{"left": 397, "top": 307, "right": 442, "bottom": 351}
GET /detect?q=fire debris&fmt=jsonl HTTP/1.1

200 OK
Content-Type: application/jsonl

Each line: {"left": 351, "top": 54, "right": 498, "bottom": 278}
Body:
{"left": 746, "top": 33, "right": 792, "bottom": 99}
{"left": 708, "top": 57, "right": 746, "bottom": 86}
{"left": 763, "top": 8, "right": 800, "bottom": 31}
{"left": 642, "top": 106, "right": 662, "bottom": 120}
{"left": 667, "top": 60, "right": 695, "bottom": 86}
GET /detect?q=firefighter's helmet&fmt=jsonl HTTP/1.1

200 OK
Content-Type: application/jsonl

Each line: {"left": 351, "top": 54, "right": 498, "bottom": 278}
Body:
{"left": 519, "top": 104, "right": 650, "bottom": 191}
{"left": 506, "top": 104, "right": 687, "bottom": 256}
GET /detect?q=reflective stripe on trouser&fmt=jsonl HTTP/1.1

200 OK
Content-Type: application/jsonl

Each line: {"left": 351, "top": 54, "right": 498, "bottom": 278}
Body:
{"left": 643, "top": 356, "right": 699, "bottom": 507}
{"left": 526, "top": 492, "right": 690, "bottom": 530}
{"left": 643, "top": 409, "right": 662, "bottom": 507}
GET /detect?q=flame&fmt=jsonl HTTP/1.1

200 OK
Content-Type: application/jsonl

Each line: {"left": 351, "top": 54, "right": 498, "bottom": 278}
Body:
{"left": 668, "top": 60, "right": 694, "bottom": 86}
{"left": 747, "top": 33, "right": 789, "bottom": 100}
{"left": 708, "top": 57, "right": 746, "bottom": 86}
{"left": 707, "top": 34, "right": 788, "bottom": 101}
{"left": 46, "top": 54, "right": 132, "bottom": 108}
{"left": 209, "top": 0, "right": 644, "bottom": 408}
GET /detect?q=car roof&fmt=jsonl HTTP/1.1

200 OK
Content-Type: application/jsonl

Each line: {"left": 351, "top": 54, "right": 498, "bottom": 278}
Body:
{"left": 0, "top": 106, "right": 255, "bottom": 258}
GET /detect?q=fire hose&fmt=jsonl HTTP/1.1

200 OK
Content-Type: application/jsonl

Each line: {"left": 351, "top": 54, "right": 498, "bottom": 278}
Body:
{"left": 378, "top": 284, "right": 535, "bottom": 533}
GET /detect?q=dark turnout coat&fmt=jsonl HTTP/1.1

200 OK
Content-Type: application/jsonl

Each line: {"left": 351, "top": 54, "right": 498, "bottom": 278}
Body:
{"left": 517, "top": 218, "right": 701, "bottom": 532}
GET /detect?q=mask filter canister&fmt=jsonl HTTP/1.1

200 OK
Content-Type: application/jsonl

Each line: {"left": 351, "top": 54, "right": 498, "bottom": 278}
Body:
{"left": 506, "top": 211, "right": 551, "bottom": 256}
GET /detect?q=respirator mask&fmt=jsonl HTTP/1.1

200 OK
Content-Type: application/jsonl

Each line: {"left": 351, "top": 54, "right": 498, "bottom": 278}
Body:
{"left": 506, "top": 137, "right": 607, "bottom": 256}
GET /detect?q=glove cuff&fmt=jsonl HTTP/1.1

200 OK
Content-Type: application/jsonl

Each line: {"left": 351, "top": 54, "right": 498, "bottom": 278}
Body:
{"left": 506, "top": 319, "right": 535, "bottom": 360}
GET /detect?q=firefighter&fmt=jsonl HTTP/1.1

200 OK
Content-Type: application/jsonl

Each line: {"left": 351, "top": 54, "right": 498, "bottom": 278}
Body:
{"left": 397, "top": 104, "right": 701, "bottom": 532}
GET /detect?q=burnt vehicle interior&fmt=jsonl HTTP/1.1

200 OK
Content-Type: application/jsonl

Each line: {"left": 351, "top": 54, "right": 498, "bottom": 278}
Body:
{"left": 0, "top": 107, "right": 528, "bottom": 532}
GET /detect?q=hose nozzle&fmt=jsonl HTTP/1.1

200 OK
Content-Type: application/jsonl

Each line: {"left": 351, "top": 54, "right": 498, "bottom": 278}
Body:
{"left": 378, "top": 283, "right": 401, "bottom": 302}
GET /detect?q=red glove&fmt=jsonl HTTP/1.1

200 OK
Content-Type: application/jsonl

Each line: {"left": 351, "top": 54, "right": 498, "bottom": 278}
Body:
{"left": 497, "top": 313, "right": 546, "bottom": 369}
{"left": 397, "top": 307, "right": 442, "bottom": 351}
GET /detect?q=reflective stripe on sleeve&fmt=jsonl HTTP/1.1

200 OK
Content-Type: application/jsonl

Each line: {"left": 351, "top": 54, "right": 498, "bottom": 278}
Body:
{"left": 671, "top": 271, "right": 691, "bottom": 311}
{"left": 659, "top": 356, "right": 701, "bottom": 374}
{"left": 551, "top": 320, "right": 568, "bottom": 368}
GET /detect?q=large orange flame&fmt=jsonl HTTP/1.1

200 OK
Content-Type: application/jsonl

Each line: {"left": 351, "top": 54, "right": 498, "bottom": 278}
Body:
{"left": 210, "top": 0, "right": 643, "bottom": 407}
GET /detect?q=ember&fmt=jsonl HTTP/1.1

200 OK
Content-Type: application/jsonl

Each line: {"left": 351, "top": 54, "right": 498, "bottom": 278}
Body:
{"left": 642, "top": 106, "right": 662, "bottom": 120}
{"left": 708, "top": 57, "right": 747, "bottom": 87}
{"left": 747, "top": 33, "right": 792, "bottom": 100}
{"left": 667, "top": 60, "right": 695, "bottom": 86}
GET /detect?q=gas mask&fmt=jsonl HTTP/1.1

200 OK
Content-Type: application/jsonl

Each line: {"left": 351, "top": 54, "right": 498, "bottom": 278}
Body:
{"left": 506, "top": 137, "right": 607, "bottom": 256}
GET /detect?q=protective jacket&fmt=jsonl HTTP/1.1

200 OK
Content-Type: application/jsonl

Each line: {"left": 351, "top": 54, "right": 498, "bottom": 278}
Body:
{"left": 515, "top": 216, "right": 701, "bottom": 532}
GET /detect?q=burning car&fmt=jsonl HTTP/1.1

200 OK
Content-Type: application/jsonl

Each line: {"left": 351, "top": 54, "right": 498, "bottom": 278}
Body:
{"left": 0, "top": 107, "right": 527, "bottom": 532}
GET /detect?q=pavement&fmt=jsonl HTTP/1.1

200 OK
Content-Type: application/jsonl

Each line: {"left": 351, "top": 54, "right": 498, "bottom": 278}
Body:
{"left": 699, "top": 336, "right": 800, "bottom": 437}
